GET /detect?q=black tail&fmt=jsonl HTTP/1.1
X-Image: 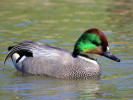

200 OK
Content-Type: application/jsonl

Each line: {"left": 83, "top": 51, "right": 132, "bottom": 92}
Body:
{"left": 4, "top": 40, "right": 35, "bottom": 68}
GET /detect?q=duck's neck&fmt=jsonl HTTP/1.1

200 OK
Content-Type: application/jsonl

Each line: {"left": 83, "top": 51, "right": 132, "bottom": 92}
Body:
{"left": 72, "top": 51, "right": 97, "bottom": 61}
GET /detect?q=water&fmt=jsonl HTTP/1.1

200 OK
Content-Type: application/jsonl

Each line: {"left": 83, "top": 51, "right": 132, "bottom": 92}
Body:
{"left": 0, "top": 0, "right": 133, "bottom": 99}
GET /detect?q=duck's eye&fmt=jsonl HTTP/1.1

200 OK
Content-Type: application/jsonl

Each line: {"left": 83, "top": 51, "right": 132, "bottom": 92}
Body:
{"left": 92, "top": 41, "right": 100, "bottom": 46}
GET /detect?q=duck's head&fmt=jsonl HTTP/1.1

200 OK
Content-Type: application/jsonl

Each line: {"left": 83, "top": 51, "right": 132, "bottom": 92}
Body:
{"left": 73, "top": 28, "right": 120, "bottom": 62}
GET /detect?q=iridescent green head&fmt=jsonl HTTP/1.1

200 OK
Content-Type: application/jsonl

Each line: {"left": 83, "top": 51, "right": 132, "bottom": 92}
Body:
{"left": 73, "top": 28, "right": 120, "bottom": 62}
{"left": 73, "top": 28, "right": 108, "bottom": 55}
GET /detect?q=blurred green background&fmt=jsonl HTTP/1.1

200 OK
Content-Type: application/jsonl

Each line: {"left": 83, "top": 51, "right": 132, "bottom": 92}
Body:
{"left": 0, "top": 0, "right": 133, "bottom": 99}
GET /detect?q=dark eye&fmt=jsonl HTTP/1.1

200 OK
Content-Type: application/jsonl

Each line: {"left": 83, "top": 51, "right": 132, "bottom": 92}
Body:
{"left": 92, "top": 41, "right": 100, "bottom": 46}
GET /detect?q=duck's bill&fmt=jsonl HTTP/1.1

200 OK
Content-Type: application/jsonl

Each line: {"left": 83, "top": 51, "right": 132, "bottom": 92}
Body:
{"left": 102, "top": 50, "right": 120, "bottom": 62}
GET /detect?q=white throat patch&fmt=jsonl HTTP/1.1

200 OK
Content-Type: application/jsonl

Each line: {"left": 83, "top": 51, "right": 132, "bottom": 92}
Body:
{"left": 78, "top": 55, "right": 98, "bottom": 65}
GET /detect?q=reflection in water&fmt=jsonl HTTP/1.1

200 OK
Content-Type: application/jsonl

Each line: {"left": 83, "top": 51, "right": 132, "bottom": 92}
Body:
{"left": 2, "top": 73, "right": 100, "bottom": 99}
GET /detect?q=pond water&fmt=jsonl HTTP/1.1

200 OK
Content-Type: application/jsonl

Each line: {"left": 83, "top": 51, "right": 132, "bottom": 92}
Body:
{"left": 0, "top": 0, "right": 133, "bottom": 99}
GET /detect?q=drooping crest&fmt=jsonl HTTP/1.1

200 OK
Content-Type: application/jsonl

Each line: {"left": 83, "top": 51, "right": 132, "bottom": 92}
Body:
{"left": 73, "top": 28, "right": 108, "bottom": 56}
{"left": 85, "top": 28, "right": 108, "bottom": 51}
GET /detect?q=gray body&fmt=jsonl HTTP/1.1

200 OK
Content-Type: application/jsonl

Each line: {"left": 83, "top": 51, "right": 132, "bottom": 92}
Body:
{"left": 8, "top": 40, "right": 101, "bottom": 79}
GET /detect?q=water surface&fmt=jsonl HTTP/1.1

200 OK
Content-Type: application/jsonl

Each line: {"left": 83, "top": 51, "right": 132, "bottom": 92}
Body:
{"left": 0, "top": 0, "right": 133, "bottom": 99}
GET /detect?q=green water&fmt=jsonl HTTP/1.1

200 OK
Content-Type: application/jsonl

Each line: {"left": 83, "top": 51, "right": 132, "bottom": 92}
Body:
{"left": 0, "top": 0, "right": 133, "bottom": 99}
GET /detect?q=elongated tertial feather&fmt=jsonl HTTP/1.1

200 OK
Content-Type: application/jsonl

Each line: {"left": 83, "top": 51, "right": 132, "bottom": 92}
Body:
{"left": 3, "top": 44, "right": 35, "bottom": 69}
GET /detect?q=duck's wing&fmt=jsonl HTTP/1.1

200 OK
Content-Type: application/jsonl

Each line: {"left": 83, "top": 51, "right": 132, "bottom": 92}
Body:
{"left": 32, "top": 42, "right": 71, "bottom": 58}
{"left": 4, "top": 40, "right": 72, "bottom": 67}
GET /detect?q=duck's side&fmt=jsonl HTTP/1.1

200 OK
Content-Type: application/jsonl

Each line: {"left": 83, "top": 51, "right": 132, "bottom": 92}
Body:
{"left": 4, "top": 40, "right": 101, "bottom": 79}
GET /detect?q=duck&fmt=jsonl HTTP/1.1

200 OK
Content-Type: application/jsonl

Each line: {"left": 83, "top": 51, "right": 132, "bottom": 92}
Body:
{"left": 4, "top": 28, "right": 120, "bottom": 79}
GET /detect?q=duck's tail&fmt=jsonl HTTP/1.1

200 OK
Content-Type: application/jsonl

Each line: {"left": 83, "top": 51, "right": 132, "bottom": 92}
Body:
{"left": 3, "top": 40, "right": 35, "bottom": 69}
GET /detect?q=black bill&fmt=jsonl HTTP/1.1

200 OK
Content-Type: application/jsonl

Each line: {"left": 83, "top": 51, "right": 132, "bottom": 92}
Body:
{"left": 102, "top": 49, "right": 120, "bottom": 62}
